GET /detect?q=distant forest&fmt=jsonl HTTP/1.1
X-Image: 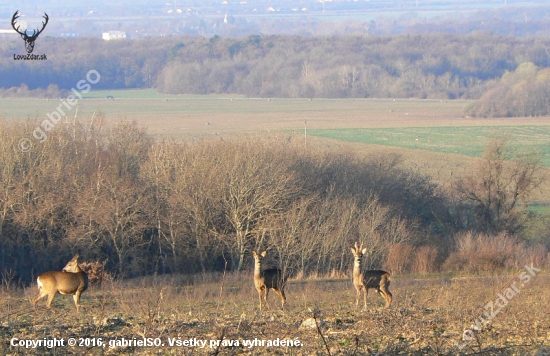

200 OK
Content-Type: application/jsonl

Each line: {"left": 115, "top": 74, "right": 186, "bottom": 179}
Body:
{"left": 2, "top": 34, "right": 550, "bottom": 105}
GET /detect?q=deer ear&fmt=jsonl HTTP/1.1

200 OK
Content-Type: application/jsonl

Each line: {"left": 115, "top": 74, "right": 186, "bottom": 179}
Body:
{"left": 252, "top": 251, "right": 257, "bottom": 257}
{"left": 350, "top": 247, "right": 355, "bottom": 254}
{"left": 261, "top": 251, "right": 267, "bottom": 257}
{"left": 361, "top": 248, "right": 367, "bottom": 255}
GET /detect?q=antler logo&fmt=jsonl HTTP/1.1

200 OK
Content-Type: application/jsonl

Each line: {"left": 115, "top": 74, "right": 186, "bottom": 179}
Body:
{"left": 11, "top": 10, "right": 49, "bottom": 54}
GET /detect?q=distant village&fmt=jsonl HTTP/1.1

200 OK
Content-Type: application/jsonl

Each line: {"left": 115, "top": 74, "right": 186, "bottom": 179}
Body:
{"left": 0, "top": 0, "right": 547, "bottom": 38}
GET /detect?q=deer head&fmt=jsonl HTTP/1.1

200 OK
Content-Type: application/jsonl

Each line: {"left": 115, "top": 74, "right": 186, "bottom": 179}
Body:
{"left": 12, "top": 11, "right": 49, "bottom": 54}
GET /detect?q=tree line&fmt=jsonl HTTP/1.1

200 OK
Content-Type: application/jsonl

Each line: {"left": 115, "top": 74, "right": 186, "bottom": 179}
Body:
{"left": 2, "top": 34, "right": 550, "bottom": 101}
{"left": 0, "top": 118, "right": 547, "bottom": 285}
{"left": 468, "top": 62, "right": 550, "bottom": 117}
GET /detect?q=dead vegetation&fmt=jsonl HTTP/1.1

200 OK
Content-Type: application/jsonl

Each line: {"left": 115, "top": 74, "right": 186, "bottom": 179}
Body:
{"left": 1, "top": 271, "right": 548, "bottom": 355}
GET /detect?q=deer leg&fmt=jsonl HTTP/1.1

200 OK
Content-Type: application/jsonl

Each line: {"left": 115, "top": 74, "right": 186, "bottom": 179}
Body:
{"left": 375, "top": 288, "right": 383, "bottom": 302}
{"left": 33, "top": 289, "right": 46, "bottom": 305}
{"left": 354, "top": 286, "right": 361, "bottom": 308}
{"left": 73, "top": 292, "right": 81, "bottom": 312}
{"left": 363, "top": 287, "right": 368, "bottom": 311}
{"left": 46, "top": 292, "right": 56, "bottom": 308}
{"left": 264, "top": 288, "right": 272, "bottom": 310}
{"left": 273, "top": 288, "right": 286, "bottom": 309}
{"left": 377, "top": 289, "right": 384, "bottom": 303}
{"left": 383, "top": 288, "right": 392, "bottom": 308}
{"left": 377, "top": 285, "right": 390, "bottom": 308}
{"left": 257, "top": 289, "right": 263, "bottom": 311}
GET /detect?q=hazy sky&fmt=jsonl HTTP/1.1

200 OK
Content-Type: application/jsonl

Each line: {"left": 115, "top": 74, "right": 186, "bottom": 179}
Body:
{"left": 2, "top": 0, "right": 550, "bottom": 37}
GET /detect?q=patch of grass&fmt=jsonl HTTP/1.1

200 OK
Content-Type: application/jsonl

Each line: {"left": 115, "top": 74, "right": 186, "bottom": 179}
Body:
{"left": 527, "top": 202, "right": 550, "bottom": 215}
{"left": 309, "top": 126, "right": 550, "bottom": 166}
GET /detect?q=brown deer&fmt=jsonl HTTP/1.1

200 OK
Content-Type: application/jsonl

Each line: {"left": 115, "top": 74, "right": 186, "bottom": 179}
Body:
{"left": 252, "top": 250, "right": 287, "bottom": 311}
{"left": 351, "top": 242, "right": 392, "bottom": 309}
{"left": 32, "top": 254, "right": 88, "bottom": 312}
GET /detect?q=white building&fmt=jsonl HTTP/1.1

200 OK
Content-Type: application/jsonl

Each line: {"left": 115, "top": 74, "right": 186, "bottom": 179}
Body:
{"left": 102, "top": 31, "right": 127, "bottom": 41}
{"left": 0, "top": 29, "right": 18, "bottom": 36}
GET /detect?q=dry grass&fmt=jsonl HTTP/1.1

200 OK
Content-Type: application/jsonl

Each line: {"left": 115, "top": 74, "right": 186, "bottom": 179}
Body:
{"left": 2, "top": 271, "right": 548, "bottom": 355}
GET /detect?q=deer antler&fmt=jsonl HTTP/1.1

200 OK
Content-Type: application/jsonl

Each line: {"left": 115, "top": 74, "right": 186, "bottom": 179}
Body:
{"left": 11, "top": 11, "right": 24, "bottom": 36}
{"left": 11, "top": 11, "right": 49, "bottom": 37}
{"left": 34, "top": 13, "right": 49, "bottom": 37}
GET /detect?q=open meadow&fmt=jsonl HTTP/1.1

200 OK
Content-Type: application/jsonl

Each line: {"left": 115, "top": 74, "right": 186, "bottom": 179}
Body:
{"left": 1, "top": 90, "right": 550, "bottom": 354}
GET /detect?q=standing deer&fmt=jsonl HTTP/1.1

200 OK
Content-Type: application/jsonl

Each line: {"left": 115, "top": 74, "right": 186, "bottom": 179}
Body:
{"left": 11, "top": 11, "right": 49, "bottom": 54}
{"left": 351, "top": 242, "right": 392, "bottom": 309}
{"left": 32, "top": 254, "right": 88, "bottom": 312}
{"left": 252, "top": 250, "right": 287, "bottom": 311}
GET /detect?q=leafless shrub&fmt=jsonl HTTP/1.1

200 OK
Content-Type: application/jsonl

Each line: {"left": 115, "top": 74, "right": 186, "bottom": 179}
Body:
{"left": 513, "top": 245, "right": 549, "bottom": 269}
{"left": 412, "top": 246, "right": 439, "bottom": 273}
{"left": 384, "top": 243, "right": 414, "bottom": 275}
{"left": 1, "top": 268, "right": 17, "bottom": 291}
{"left": 443, "top": 232, "right": 511, "bottom": 271}
{"left": 79, "top": 260, "right": 112, "bottom": 286}
{"left": 443, "top": 231, "right": 549, "bottom": 272}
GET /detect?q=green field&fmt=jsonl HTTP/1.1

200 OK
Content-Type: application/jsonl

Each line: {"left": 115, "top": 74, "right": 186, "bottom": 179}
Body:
{"left": 308, "top": 126, "right": 550, "bottom": 166}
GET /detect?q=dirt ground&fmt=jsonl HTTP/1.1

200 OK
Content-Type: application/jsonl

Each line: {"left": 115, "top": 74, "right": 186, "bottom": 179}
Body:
{"left": 2, "top": 270, "right": 549, "bottom": 355}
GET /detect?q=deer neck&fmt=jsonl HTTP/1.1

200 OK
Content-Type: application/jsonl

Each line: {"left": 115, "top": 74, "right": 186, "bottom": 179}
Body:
{"left": 353, "top": 258, "right": 362, "bottom": 278}
{"left": 254, "top": 261, "right": 262, "bottom": 278}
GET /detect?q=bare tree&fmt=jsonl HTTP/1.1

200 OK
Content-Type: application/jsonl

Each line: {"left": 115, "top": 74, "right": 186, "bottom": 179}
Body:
{"left": 216, "top": 141, "right": 299, "bottom": 271}
{"left": 455, "top": 138, "right": 545, "bottom": 233}
{"left": 260, "top": 195, "right": 319, "bottom": 277}
{"left": 141, "top": 141, "right": 190, "bottom": 273}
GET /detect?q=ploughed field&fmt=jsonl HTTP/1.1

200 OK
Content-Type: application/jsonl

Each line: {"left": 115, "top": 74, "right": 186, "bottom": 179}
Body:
{"left": 2, "top": 271, "right": 549, "bottom": 355}
{"left": 2, "top": 92, "right": 549, "bottom": 138}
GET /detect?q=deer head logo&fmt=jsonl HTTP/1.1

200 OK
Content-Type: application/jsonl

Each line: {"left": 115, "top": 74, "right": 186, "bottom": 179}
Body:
{"left": 11, "top": 11, "right": 49, "bottom": 54}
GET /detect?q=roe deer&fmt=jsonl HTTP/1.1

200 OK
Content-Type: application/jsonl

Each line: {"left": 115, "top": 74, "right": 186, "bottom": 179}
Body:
{"left": 32, "top": 254, "right": 88, "bottom": 312}
{"left": 351, "top": 242, "right": 392, "bottom": 309}
{"left": 252, "top": 250, "right": 287, "bottom": 311}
